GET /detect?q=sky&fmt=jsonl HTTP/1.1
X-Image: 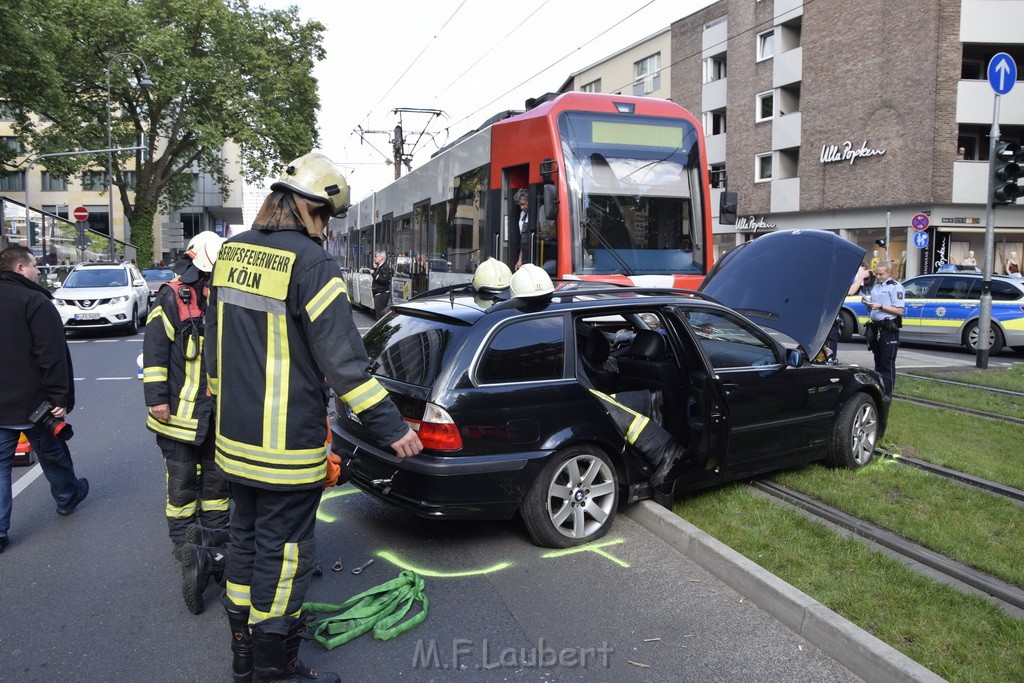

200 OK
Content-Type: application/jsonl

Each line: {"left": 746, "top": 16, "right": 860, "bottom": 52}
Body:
{"left": 258, "top": 0, "right": 716, "bottom": 201}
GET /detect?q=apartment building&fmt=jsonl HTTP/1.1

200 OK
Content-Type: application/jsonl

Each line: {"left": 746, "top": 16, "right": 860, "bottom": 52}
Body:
{"left": 559, "top": 29, "right": 672, "bottom": 100}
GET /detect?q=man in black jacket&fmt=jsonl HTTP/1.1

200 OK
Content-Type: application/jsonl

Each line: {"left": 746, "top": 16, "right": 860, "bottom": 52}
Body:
{"left": 370, "top": 250, "right": 392, "bottom": 319}
{"left": 0, "top": 246, "right": 88, "bottom": 553}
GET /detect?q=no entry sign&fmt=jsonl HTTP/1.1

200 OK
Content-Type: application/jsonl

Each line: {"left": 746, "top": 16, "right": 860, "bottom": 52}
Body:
{"left": 73, "top": 206, "right": 89, "bottom": 222}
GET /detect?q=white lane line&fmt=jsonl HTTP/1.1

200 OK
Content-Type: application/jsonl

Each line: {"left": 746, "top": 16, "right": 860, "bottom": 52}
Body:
{"left": 94, "top": 339, "right": 121, "bottom": 343}
{"left": 13, "top": 465, "right": 44, "bottom": 498}
{"left": 97, "top": 377, "right": 135, "bottom": 381}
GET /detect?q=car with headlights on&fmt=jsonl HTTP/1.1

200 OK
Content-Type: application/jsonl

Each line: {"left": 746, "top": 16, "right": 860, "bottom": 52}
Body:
{"left": 332, "top": 230, "right": 888, "bottom": 548}
{"left": 52, "top": 261, "right": 150, "bottom": 334}
{"left": 839, "top": 272, "right": 1024, "bottom": 353}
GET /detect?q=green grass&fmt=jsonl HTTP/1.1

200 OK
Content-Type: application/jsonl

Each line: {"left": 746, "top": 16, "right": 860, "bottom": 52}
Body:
{"left": 676, "top": 486, "right": 1024, "bottom": 681}
{"left": 896, "top": 376, "right": 1024, "bottom": 420}
{"left": 883, "top": 401, "right": 1024, "bottom": 490}
{"left": 906, "top": 364, "right": 1024, "bottom": 393}
{"left": 770, "top": 462, "right": 1024, "bottom": 588}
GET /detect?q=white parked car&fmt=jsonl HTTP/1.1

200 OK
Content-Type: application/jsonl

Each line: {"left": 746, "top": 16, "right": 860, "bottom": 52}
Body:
{"left": 52, "top": 261, "right": 150, "bottom": 334}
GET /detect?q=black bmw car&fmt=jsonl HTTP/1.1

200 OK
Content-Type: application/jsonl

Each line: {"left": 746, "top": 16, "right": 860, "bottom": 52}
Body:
{"left": 332, "top": 230, "right": 887, "bottom": 548}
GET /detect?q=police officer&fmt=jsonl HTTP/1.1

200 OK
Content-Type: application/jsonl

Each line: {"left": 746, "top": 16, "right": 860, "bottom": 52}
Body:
{"left": 206, "top": 151, "right": 423, "bottom": 683}
{"left": 863, "top": 259, "right": 905, "bottom": 397}
{"left": 143, "top": 230, "right": 229, "bottom": 615}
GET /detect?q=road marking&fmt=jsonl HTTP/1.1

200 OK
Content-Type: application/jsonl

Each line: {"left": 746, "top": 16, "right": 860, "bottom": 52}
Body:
{"left": 377, "top": 549, "right": 513, "bottom": 578}
{"left": 12, "top": 464, "right": 44, "bottom": 498}
{"left": 541, "top": 537, "right": 630, "bottom": 568}
{"left": 97, "top": 377, "right": 135, "bottom": 381}
{"left": 94, "top": 339, "right": 121, "bottom": 343}
{"left": 316, "top": 486, "right": 362, "bottom": 523}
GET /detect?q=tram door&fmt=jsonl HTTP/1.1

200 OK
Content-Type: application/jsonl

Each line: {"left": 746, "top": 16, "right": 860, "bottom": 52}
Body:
{"left": 502, "top": 165, "right": 528, "bottom": 270}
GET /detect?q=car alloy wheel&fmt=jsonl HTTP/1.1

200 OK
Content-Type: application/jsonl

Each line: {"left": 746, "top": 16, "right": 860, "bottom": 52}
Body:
{"left": 521, "top": 446, "right": 618, "bottom": 548}
{"left": 827, "top": 393, "right": 877, "bottom": 469}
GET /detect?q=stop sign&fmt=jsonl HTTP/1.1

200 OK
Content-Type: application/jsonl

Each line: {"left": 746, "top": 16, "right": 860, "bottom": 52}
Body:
{"left": 73, "top": 206, "right": 89, "bottom": 222}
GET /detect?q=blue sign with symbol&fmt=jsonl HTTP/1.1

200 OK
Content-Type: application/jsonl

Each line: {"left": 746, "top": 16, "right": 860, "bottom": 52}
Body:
{"left": 913, "top": 231, "right": 929, "bottom": 249}
{"left": 989, "top": 53, "right": 1017, "bottom": 95}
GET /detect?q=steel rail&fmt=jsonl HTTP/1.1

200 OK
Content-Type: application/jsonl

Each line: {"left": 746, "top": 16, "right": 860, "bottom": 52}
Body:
{"left": 897, "top": 371, "right": 1024, "bottom": 398}
{"left": 892, "top": 393, "right": 1024, "bottom": 425}
{"left": 877, "top": 449, "right": 1024, "bottom": 504}
{"left": 751, "top": 480, "right": 1024, "bottom": 613}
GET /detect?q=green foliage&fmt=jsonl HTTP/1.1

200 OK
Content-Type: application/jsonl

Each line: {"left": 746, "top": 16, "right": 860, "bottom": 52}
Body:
{"left": 0, "top": 0, "right": 326, "bottom": 265}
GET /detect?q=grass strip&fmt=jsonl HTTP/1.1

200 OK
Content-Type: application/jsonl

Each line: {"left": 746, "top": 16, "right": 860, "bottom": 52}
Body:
{"left": 883, "top": 401, "right": 1024, "bottom": 491}
{"left": 896, "top": 376, "right": 1024, "bottom": 420}
{"left": 675, "top": 485, "right": 1024, "bottom": 681}
{"left": 769, "top": 461, "right": 1024, "bottom": 588}
{"left": 907, "top": 364, "right": 1024, "bottom": 393}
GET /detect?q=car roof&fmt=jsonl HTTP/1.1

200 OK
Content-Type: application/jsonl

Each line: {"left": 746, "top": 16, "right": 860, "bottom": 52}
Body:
{"left": 74, "top": 261, "right": 129, "bottom": 269}
{"left": 909, "top": 272, "right": 1022, "bottom": 284}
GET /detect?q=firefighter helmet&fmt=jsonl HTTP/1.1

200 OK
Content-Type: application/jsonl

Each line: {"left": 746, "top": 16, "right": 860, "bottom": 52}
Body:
{"left": 186, "top": 231, "right": 225, "bottom": 273}
{"left": 272, "top": 151, "right": 351, "bottom": 217}
{"left": 472, "top": 258, "right": 512, "bottom": 293}
{"left": 509, "top": 263, "right": 554, "bottom": 298}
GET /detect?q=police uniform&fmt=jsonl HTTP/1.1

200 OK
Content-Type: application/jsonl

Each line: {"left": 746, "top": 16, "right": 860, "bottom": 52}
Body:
{"left": 143, "top": 279, "right": 228, "bottom": 547}
{"left": 867, "top": 277, "right": 906, "bottom": 397}
{"left": 207, "top": 226, "right": 409, "bottom": 637}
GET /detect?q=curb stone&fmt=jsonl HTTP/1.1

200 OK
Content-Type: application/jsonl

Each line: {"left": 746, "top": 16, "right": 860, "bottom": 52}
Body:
{"left": 626, "top": 500, "right": 946, "bottom": 683}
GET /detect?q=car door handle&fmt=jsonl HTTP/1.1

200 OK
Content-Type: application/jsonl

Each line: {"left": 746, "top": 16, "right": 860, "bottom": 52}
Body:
{"left": 722, "top": 383, "right": 739, "bottom": 395}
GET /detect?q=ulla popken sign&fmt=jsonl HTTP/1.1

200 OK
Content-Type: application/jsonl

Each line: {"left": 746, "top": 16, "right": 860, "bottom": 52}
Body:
{"left": 820, "top": 140, "right": 886, "bottom": 165}
{"left": 735, "top": 215, "right": 777, "bottom": 232}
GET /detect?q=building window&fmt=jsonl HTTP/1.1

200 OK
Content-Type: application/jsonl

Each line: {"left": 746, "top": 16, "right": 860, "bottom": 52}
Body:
{"left": 124, "top": 171, "right": 138, "bottom": 190}
{"left": 633, "top": 53, "right": 661, "bottom": 95}
{"left": 756, "top": 91, "right": 774, "bottom": 122}
{"left": 0, "top": 102, "right": 15, "bottom": 122}
{"left": 2, "top": 136, "right": 22, "bottom": 154}
{"left": 703, "top": 55, "right": 727, "bottom": 83}
{"left": 703, "top": 110, "right": 727, "bottom": 136}
{"left": 41, "top": 172, "right": 68, "bottom": 192}
{"left": 0, "top": 170, "right": 26, "bottom": 192}
{"left": 757, "top": 30, "right": 775, "bottom": 62}
{"left": 755, "top": 153, "right": 773, "bottom": 183}
{"left": 709, "top": 164, "right": 727, "bottom": 189}
{"left": 81, "top": 170, "right": 109, "bottom": 191}
{"left": 581, "top": 79, "right": 601, "bottom": 93}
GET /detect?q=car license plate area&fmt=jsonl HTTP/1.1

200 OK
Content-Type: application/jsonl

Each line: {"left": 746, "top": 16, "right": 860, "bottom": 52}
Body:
{"left": 74, "top": 313, "right": 101, "bottom": 320}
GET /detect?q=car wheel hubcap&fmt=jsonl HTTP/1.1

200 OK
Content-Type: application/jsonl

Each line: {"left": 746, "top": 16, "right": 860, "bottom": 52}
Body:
{"left": 968, "top": 326, "right": 994, "bottom": 349}
{"left": 546, "top": 454, "right": 615, "bottom": 539}
{"left": 850, "top": 403, "right": 878, "bottom": 465}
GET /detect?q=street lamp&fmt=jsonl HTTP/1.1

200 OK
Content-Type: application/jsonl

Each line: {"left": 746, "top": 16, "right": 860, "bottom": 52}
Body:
{"left": 106, "top": 52, "right": 154, "bottom": 261}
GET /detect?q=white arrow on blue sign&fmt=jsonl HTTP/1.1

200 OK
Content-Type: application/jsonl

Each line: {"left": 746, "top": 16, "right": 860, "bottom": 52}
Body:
{"left": 988, "top": 52, "right": 1017, "bottom": 95}
{"left": 913, "top": 231, "right": 929, "bottom": 249}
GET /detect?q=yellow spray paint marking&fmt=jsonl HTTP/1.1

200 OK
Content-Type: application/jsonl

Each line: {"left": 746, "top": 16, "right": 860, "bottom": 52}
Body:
{"left": 377, "top": 550, "right": 512, "bottom": 578}
{"left": 540, "top": 537, "right": 630, "bottom": 568}
{"left": 316, "top": 486, "right": 362, "bottom": 523}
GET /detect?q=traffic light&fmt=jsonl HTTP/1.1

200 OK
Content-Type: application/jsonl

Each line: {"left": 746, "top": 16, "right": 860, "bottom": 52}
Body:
{"left": 993, "top": 139, "right": 1023, "bottom": 205}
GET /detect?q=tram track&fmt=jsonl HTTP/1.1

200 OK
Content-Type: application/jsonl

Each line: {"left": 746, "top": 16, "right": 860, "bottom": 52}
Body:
{"left": 892, "top": 393, "right": 1024, "bottom": 425}
{"left": 877, "top": 449, "right": 1024, "bottom": 504}
{"left": 750, "top": 479, "right": 1024, "bottom": 617}
{"left": 897, "top": 371, "right": 1024, "bottom": 398}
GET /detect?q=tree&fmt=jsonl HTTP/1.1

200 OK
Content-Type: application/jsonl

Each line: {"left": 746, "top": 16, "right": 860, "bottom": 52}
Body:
{"left": 0, "top": 0, "right": 325, "bottom": 266}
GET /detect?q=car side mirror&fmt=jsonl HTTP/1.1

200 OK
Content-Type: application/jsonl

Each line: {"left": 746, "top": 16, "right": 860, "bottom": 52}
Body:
{"left": 786, "top": 349, "right": 803, "bottom": 367}
{"left": 543, "top": 184, "right": 558, "bottom": 221}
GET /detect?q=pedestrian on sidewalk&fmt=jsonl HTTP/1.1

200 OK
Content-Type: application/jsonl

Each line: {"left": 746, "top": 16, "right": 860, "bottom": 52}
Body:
{"left": 0, "top": 245, "right": 88, "bottom": 554}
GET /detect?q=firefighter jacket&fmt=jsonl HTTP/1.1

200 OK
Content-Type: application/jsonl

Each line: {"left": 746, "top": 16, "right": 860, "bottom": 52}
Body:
{"left": 143, "top": 279, "right": 213, "bottom": 445}
{"left": 206, "top": 228, "right": 409, "bottom": 491}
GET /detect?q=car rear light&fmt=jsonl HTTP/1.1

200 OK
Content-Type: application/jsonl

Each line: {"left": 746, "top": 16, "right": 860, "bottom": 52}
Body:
{"left": 406, "top": 402, "right": 462, "bottom": 451}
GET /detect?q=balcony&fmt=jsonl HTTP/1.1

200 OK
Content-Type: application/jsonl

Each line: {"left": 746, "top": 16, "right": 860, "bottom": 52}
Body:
{"left": 702, "top": 17, "right": 727, "bottom": 57}
{"left": 705, "top": 133, "right": 727, "bottom": 165}
{"left": 773, "top": 47, "right": 802, "bottom": 89}
{"left": 772, "top": 111, "right": 801, "bottom": 150}
{"left": 771, "top": 177, "right": 800, "bottom": 213}
{"left": 702, "top": 77, "right": 727, "bottom": 114}
{"left": 957, "top": 80, "right": 1024, "bottom": 125}
{"left": 775, "top": 0, "right": 803, "bottom": 23}
{"left": 951, "top": 160, "right": 988, "bottom": 204}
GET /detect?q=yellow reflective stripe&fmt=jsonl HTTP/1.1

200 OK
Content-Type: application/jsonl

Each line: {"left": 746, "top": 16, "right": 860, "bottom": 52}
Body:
{"left": 143, "top": 367, "right": 168, "bottom": 382}
{"left": 208, "top": 375, "right": 219, "bottom": 395}
{"left": 215, "top": 450, "right": 327, "bottom": 487}
{"left": 201, "top": 497, "right": 230, "bottom": 512}
{"left": 340, "top": 378, "right": 389, "bottom": 414}
{"left": 216, "top": 433, "right": 324, "bottom": 462}
{"left": 166, "top": 500, "right": 197, "bottom": 519}
{"left": 305, "top": 277, "right": 347, "bottom": 322}
{"left": 175, "top": 338, "right": 203, "bottom": 420}
{"left": 147, "top": 305, "right": 175, "bottom": 340}
{"left": 225, "top": 581, "right": 251, "bottom": 610}
{"left": 250, "top": 604, "right": 302, "bottom": 624}
{"left": 263, "top": 313, "right": 290, "bottom": 451}
{"left": 626, "top": 414, "right": 650, "bottom": 444}
{"left": 147, "top": 415, "right": 199, "bottom": 441}
{"left": 265, "top": 542, "right": 300, "bottom": 619}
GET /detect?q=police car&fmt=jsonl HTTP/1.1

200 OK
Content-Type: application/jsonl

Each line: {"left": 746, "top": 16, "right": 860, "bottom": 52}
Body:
{"left": 839, "top": 272, "right": 1024, "bottom": 353}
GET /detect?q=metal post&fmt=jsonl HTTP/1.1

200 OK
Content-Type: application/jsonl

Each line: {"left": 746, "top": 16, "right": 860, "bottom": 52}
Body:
{"left": 885, "top": 210, "right": 890, "bottom": 264}
{"left": 978, "top": 95, "right": 1000, "bottom": 369}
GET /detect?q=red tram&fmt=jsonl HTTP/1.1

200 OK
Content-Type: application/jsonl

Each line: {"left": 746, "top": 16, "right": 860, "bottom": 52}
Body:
{"left": 332, "top": 92, "right": 715, "bottom": 306}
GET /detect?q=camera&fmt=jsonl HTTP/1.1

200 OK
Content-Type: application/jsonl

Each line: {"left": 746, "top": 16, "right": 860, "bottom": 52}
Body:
{"left": 29, "top": 401, "right": 74, "bottom": 441}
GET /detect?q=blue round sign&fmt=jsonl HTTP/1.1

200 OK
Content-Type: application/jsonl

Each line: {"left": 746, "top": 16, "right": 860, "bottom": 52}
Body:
{"left": 989, "top": 53, "right": 1017, "bottom": 95}
{"left": 913, "top": 231, "right": 929, "bottom": 249}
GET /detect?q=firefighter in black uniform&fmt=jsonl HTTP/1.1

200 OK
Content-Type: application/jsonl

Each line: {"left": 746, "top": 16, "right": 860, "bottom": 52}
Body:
{"left": 207, "top": 151, "right": 423, "bottom": 683}
{"left": 863, "top": 259, "right": 905, "bottom": 397}
{"left": 143, "top": 230, "right": 230, "bottom": 615}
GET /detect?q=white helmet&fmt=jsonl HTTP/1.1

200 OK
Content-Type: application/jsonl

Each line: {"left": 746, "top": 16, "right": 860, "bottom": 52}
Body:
{"left": 271, "top": 150, "right": 350, "bottom": 217}
{"left": 509, "top": 263, "right": 554, "bottom": 298}
{"left": 186, "top": 231, "right": 226, "bottom": 273}
{"left": 472, "top": 258, "right": 512, "bottom": 293}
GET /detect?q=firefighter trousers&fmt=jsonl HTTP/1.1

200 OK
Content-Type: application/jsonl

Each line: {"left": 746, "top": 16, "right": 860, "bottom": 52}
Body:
{"left": 157, "top": 430, "right": 229, "bottom": 544}
{"left": 223, "top": 482, "right": 323, "bottom": 635}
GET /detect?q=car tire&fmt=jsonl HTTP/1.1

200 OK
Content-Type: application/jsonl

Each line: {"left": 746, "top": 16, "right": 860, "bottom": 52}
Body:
{"left": 839, "top": 309, "right": 856, "bottom": 343}
{"left": 825, "top": 393, "right": 877, "bottom": 469}
{"left": 521, "top": 445, "right": 618, "bottom": 548}
{"left": 126, "top": 307, "right": 139, "bottom": 336}
{"left": 964, "top": 320, "right": 1004, "bottom": 355}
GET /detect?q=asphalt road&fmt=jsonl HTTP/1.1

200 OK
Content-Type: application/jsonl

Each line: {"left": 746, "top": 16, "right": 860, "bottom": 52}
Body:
{"left": 3, "top": 313, "right": 1017, "bottom": 682}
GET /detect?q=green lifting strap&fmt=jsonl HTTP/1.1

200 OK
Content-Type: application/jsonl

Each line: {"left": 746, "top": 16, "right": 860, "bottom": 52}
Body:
{"left": 302, "top": 570, "right": 428, "bottom": 649}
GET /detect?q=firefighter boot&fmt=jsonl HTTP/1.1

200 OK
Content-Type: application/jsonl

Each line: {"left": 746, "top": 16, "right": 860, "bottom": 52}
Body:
{"left": 225, "top": 605, "right": 253, "bottom": 683}
{"left": 251, "top": 626, "right": 340, "bottom": 682}
{"left": 185, "top": 523, "right": 230, "bottom": 548}
{"left": 650, "top": 443, "right": 686, "bottom": 489}
{"left": 283, "top": 622, "right": 318, "bottom": 679}
{"left": 180, "top": 543, "right": 227, "bottom": 615}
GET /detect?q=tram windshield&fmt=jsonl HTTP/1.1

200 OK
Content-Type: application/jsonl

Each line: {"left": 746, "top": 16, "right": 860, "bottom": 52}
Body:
{"left": 558, "top": 112, "right": 706, "bottom": 277}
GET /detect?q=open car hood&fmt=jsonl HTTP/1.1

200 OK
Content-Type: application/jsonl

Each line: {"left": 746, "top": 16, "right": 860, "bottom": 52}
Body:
{"left": 699, "top": 230, "right": 865, "bottom": 355}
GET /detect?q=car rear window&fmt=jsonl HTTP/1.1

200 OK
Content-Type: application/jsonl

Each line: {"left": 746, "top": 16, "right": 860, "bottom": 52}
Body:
{"left": 363, "top": 314, "right": 462, "bottom": 387}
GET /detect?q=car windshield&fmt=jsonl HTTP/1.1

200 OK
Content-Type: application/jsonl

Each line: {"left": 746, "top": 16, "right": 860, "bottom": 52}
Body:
{"left": 142, "top": 268, "right": 176, "bottom": 282}
{"left": 63, "top": 269, "right": 128, "bottom": 288}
